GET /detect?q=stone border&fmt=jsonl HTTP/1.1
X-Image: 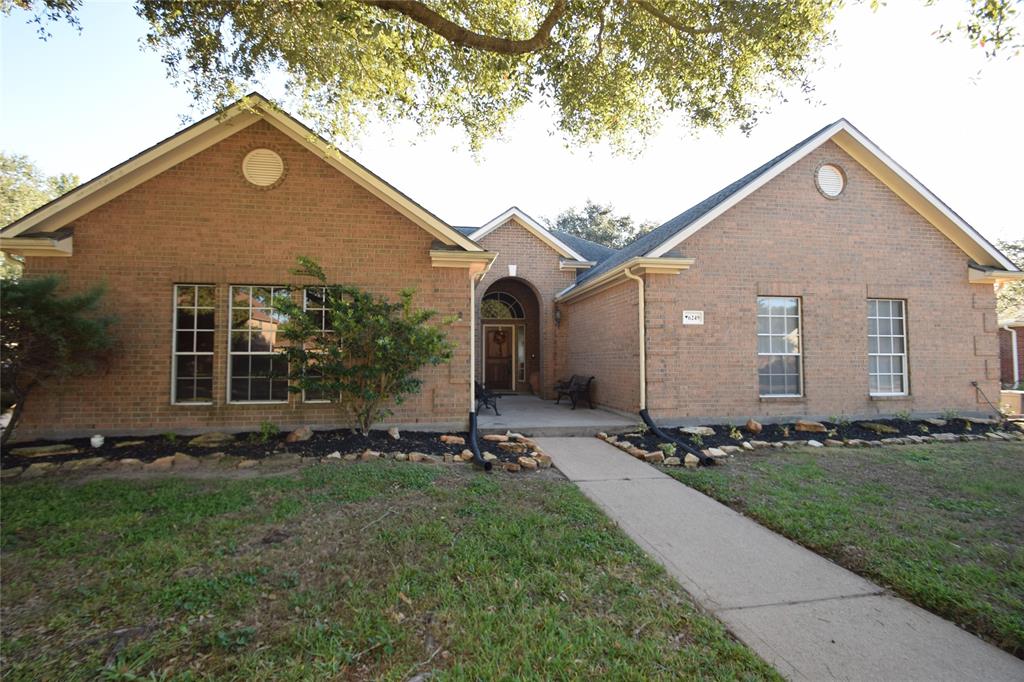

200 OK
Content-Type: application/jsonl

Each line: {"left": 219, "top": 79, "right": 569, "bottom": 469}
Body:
{"left": 597, "top": 421, "right": 1024, "bottom": 469}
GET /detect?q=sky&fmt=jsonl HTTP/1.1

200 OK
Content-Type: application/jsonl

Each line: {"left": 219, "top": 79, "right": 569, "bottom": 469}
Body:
{"left": 1, "top": 1, "right": 1022, "bottom": 242}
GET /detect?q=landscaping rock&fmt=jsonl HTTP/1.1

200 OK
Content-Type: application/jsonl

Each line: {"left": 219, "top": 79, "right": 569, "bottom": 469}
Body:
{"left": 119, "top": 458, "right": 143, "bottom": 469}
{"left": 535, "top": 454, "right": 552, "bottom": 468}
{"left": 517, "top": 456, "right": 538, "bottom": 470}
{"left": 498, "top": 441, "right": 528, "bottom": 454}
{"left": 1, "top": 467, "right": 23, "bottom": 479}
{"left": 326, "top": 451, "right": 342, "bottom": 459}
{"left": 65, "top": 457, "right": 106, "bottom": 471}
{"left": 794, "top": 420, "right": 827, "bottom": 433}
{"left": 845, "top": 439, "right": 868, "bottom": 447}
{"left": 459, "top": 449, "right": 475, "bottom": 461}
{"left": 664, "top": 456, "right": 681, "bottom": 466}
{"left": 361, "top": 449, "right": 381, "bottom": 460}
{"left": 503, "top": 462, "right": 521, "bottom": 473}
{"left": 285, "top": 426, "right": 313, "bottom": 443}
{"left": 114, "top": 440, "right": 145, "bottom": 448}
{"left": 644, "top": 451, "right": 665, "bottom": 464}
{"left": 387, "top": 427, "right": 401, "bottom": 440}
{"left": 483, "top": 452, "right": 498, "bottom": 462}
{"left": 857, "top": 421, "right": 899, "bottom": 435}
{"left": 265, "top": 453, "right": 302, "bottom": 467}
{"left": 344, "top": 453, "right": 359, "bottom": 461}
{"left": 924, "top": 418, "right": 947, "bottom": 427}
{"left": 144, "top": 456, "right": 175, "bottom": 471}
{"left": 237, "top": 459, "right": 259, "bottom": 468}
{"left": 482, "top": 434, "right": 509, "bottom": 442}
{"left": 22, "top": 462, "right": 58, "bottom": 478}
{"left": 772, "top": 442, "right": 785, "bottom": 448}
{"left": 967, "top": 416, "right": 1000, "bottom": 426}
{"left": 706, "top": 447, "right": 728, "bottom": 459}
{"left": 189, "top": 432, "right": 235, "bottom": 447}
{"left": 605, "top": 435, "right": 618, "bottom": 443}
{"left": 394, "top": 452, "right": 408, "bottom": 461}
{"left": 742, "top": 441, "right": 754, "bottom": 451}
{"left": 806, "top": 440, "right": 824, "bottom": 447}
{"left": 824, "top": 439, "right": 845, "bottom": 447}
{"left": 932, "top": 433, "right": 958, "bottom": 442}
{"left": 173, "top": 452, "right": 200, "bottom": 469}
{"left": 627, "top": 447, "right": 648, "bottom": 459}
{"left": 10, "top": 443, "right": 78, "bottom": 458}
{"left": 985, "top": 432, "right": 1005, "bottom": 440}
{"left": 409, "top": 452, "right": 440, "bottom": 463}
{"left": 439, "top": 435, "right": 465, "bottom": 445}
{"left": 745, "top": 418, "right": 763, "bottom": 434}
{"left": 684, "top": 453, "right": 700, "bottom": 468}
{"left": 719, "top": 445, "right": 742, "bottom": 455}
{"left": 750, "top": 440, "right": 771, "bottom": 449}
{"left": 596, "top": 432, "right": 609, "bottom": 440}
{"left": 881, "top": 437, "right": 905, "bottom": 445}
{"left": 681, "top": 426, "right": 715, "bottom": 437}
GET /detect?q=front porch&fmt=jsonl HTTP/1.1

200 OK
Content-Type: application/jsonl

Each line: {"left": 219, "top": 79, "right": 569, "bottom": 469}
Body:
{"left": 476, "top": 394, "right": 636, "bottom": 436}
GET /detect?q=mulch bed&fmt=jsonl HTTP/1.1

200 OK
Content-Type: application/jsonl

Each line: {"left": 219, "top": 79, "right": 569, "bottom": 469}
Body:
{"left": 0, "top": 428, "right": 527, "bottom": 469}
{"left": 619, "top": 417, "right": 1001, "bottom": 453}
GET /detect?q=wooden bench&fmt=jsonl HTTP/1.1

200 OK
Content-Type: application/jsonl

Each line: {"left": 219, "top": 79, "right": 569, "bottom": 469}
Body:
{"left": 475, "top": 381, "right": 501, "bottom": 415}
{"left": 555, "top": 375, "right": 595, "bottom": 410}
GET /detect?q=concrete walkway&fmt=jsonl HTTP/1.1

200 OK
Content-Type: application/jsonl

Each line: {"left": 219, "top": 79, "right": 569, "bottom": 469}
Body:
{"left": 535, "top": 436, "right": 1024, "bottom": 682}
{"left": 477, "top": 395, "right": 635, "bottom": 436}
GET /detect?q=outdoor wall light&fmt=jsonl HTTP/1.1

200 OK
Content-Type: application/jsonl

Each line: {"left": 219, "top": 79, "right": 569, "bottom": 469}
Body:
{"left": 554, "top": 307, "right": 562, "bottom": 327}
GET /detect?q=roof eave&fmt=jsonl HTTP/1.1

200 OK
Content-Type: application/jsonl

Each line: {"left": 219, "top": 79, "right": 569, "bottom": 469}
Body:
{"left": 556, "top": 257, "right": 695, "bottom": 302}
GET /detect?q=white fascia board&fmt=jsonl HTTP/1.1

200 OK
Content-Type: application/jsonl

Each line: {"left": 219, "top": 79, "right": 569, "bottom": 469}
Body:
{"left": 469, "top": 207, "right": 588, "bottom": 261}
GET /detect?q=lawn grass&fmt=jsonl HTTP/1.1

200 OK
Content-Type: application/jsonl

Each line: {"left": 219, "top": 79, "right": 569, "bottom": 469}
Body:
{"left": 1, "top": 464, "right": 779, "bottom": 680}
{"left": 666, "top": 440, "right": 1024, "bottom": 656}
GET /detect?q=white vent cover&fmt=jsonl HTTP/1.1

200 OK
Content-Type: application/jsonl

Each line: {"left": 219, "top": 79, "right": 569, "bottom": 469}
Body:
{"left": 816, "top": 164, "right": 845, "bottom": 197}
{"left": 242, "top": 149, "right": 284, "bottom": 187}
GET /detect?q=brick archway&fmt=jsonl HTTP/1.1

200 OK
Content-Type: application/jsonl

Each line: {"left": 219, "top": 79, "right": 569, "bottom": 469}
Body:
{"left": 480, "top": 278, "right": 541, "bottom": 393}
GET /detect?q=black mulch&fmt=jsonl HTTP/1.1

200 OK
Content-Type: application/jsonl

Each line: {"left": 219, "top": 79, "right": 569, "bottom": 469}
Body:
{"left": 0, "top": 428, "right": 530, "bottom": 468}
{"left": 616, "top": 417, "right": 999, "bottom": 454}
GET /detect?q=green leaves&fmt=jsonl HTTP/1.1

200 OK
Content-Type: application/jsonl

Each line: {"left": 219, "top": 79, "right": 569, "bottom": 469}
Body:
{"left": 275, "top": 257, "right": 455, "bottom": 434}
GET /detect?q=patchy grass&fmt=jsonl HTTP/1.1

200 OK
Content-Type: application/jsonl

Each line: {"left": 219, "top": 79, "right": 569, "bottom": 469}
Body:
{"left": 666, "top": 441, "right": 1024, "bottom": 656}
{"left": 1, "top": 464, "right": 778, "bottom": 680}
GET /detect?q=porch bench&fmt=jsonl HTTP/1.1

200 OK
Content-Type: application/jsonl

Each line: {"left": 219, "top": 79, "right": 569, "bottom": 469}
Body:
{"left": 555, "top": 375, "right": 595, "bottom": 410}
{"left": 475, "top": 381, "right": 501, "bottom": 416}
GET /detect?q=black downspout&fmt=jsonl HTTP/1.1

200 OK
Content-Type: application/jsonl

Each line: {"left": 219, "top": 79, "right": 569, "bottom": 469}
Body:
{"left": 468, "top": 411, "right": 494, "bottom": 471}
{"left": 639, "top": 408, "right": 714, "bottom": 466}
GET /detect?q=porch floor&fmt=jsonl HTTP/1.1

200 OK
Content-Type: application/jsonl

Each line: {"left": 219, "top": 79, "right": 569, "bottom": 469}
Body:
{"left": 476, "top": 395, "right": 636, "bottom": 437}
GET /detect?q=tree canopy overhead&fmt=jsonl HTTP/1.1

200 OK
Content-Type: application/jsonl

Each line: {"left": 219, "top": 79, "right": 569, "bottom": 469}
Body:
{"left": 549, "top": 200, "right": 656, "bottom": 249}
{"left": 7, "top": 1, "right": 1022, "bottom": 150}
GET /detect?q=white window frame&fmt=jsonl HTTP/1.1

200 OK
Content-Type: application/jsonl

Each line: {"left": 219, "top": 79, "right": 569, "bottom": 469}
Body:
{"left": 868, "top": 298, "right": 909, "bottom": 397}
{"left": 227, "top": 285, "right": 292, "bottom": 404}
{"left": 171, "top": 284, "right": 215, "bottom": 405}
{"left": 301, "top": 286, "right": 337, "bottom": 403}
{"left": 757, "top": 296, "right": 803, "bottom": 398}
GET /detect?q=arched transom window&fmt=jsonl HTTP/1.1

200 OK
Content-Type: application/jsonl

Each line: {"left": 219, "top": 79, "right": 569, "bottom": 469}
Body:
{"left": 481, "top": 291, "right": 525, "bottom": 319}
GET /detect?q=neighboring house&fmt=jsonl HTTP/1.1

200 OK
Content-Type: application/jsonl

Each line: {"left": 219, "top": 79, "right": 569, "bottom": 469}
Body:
{"left": 999, "top": 310, "right": 1024, "bottom": 388}
{"left": 2, "top": 93, "right": 1022, "bottom": 440}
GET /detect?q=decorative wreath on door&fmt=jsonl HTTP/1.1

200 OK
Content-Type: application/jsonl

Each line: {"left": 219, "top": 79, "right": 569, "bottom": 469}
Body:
{"left": 492, "top": 330, "right": 508, "bottom": 346}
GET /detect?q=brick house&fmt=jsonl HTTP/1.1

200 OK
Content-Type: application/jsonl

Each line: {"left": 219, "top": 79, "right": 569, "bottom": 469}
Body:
{"left": 3, "top": 94, "right": 1022, "bottom": 440}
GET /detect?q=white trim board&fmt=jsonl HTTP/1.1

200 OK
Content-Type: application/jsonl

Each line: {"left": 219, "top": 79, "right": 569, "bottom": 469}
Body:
{"left": 646, "top": 119, "right": 1017, "bottom": 272}
{"left": 468, "top": 206, "right": 588, "bottom": 262}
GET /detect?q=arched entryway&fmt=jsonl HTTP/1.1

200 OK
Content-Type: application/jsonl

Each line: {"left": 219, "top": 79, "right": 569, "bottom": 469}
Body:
{"left": 480, "top": 278, "right": 541, "bottom": 393}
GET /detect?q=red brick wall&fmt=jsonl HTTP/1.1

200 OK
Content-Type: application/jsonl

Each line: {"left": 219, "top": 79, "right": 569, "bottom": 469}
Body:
{"left": 644, "top": 140, "right": 1000, "bottom": 422}
{"left": 561, "top": 280, "right": 641, "bottom": 413}
{"left": 15, "top": 120, "right": 472, "bottom": 440}
{"left": 473, "top": 218, "right": 576, "bottom": 398}
{"left": 1000, "top": 326, "right": 1024, "bottom": 387}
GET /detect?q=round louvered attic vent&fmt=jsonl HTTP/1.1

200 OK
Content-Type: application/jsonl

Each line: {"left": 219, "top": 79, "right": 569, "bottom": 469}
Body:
{"left": 242, "top": 148, "right": 284, "bottom": 187}
{"left": 815, "top": 163, "right": 845, "bottom": 198}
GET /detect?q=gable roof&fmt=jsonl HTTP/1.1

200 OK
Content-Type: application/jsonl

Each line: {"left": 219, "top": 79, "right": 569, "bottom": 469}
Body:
{"left": 550, "top": 229, "right": 617, "bottom": 262}
{"left": 0, "top": 93, "right": 483, "bottom": 253}
{"left": 573, "top": 118, "right": 1018, "bottom": 287}
{"left": 466, "top": 207, "right": 589, "bottom": 262}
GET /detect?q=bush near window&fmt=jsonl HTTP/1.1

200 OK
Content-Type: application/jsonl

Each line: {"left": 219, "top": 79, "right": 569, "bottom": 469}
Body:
{"left": 275, "top": 257, "right": 455, "bottom": 436}
{"left": 0, "top": 276, "right": 115, "bottom": 446}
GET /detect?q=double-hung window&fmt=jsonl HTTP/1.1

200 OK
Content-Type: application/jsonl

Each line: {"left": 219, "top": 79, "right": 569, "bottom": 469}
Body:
{"left": 229, "top": 286, "right": 291, "bottom": 402}
{"left": 172, "top": 285, "right": 215, "bottom": 404}
{"left": 302, "top": 286, "right": 336, "bottom": 402}
{"left": 868, "top": 299, "right": 908, "bottom": 396}
{"left": 757, "top": 296, "right": 802, "bottom": 397}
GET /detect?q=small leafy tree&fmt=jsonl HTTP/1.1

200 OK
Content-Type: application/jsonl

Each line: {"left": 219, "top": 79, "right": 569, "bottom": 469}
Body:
{"left": 0, "top": 276, "right": 115, "bottom": 446}
{"left": 275, "top": 257, "right": 455, "bottom": 435}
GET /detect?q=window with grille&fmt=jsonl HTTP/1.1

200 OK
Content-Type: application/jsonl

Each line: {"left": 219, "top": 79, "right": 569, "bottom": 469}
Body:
{"left": 172, "top": 284, "right": 215, "bottom": 404}
{"left": 868, "top": 299, "right": 908, "bottom": 396}
{"left": 757, "top": 296, "right": 802, "bottom": 397}
{"left": 229, "top": 286, "right": 291, "bottom": 402}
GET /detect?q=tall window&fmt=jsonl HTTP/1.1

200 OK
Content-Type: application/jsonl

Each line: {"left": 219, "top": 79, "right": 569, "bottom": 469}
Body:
{"left": 229, "top": 286, "right": 291, "bottom": 402}
{"left": 868, "top": 299, "right": 908, "bottom": 396}
{"left": 173, "top": 285, "right": 215, "bottom": 404}
{"left": 757, "top": 297, "right": 802, "bottom": 397}
{"left": 302, "top": 286, "right": 335, "bottom": 402}
{"left": 481, "top": 291, "right": 524, "bottom": 319}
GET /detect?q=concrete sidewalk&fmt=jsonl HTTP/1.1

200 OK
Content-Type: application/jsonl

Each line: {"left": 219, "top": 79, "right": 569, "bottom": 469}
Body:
{"left": 535, "top": 436, "right": 1024, "bottom": 682}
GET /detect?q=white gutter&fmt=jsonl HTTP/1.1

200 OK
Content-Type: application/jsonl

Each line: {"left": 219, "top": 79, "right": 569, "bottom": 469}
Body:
{"left": 1004, "top": 324, "right": 1021, "bottom": 386}
{"left": 622, "top": 267, "right": 646, "bottom": 410}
